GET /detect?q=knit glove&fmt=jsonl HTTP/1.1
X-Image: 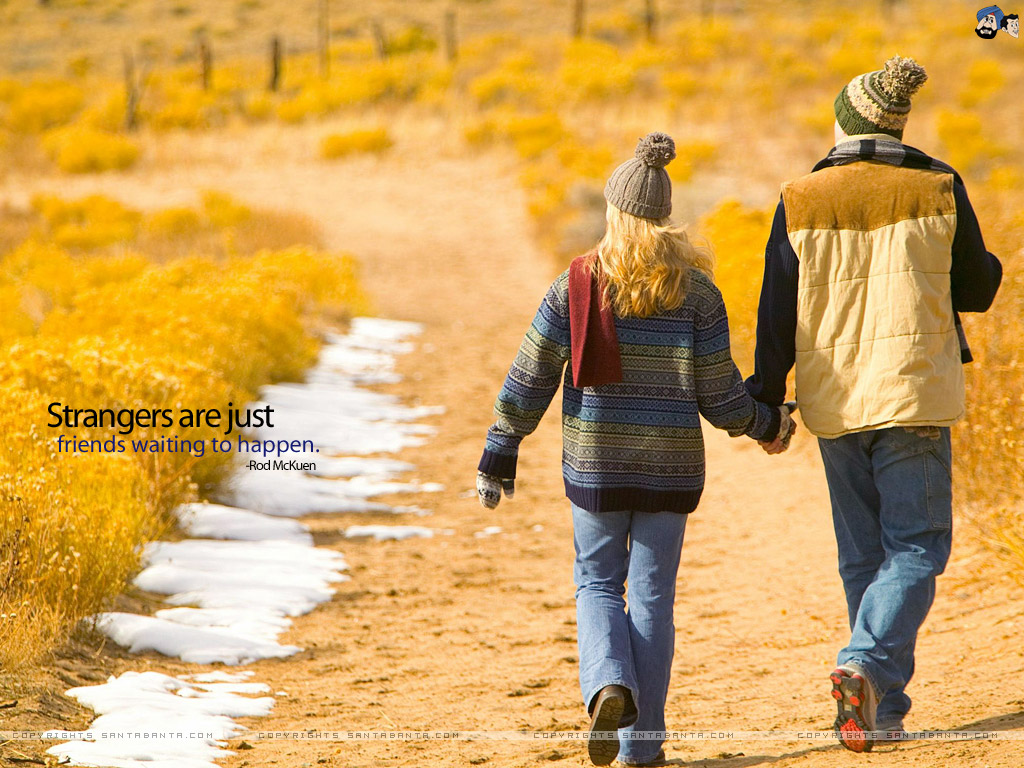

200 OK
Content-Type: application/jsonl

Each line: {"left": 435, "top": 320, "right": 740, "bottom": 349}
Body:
{"left": 778, "top": 403, "right": 798, "bottom": 450}
{"left": 477, "top": 471, "right": 515, "bottom": 509}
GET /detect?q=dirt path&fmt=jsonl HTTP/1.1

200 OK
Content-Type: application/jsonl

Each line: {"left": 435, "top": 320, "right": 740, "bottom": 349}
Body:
{"left": 4, "top": 124, "right": 1022, "bottom": 768}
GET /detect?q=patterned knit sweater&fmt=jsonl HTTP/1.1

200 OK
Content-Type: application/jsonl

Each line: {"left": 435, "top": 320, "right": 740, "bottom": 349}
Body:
{"left": 478, "top": 267, "right": 781, "bottom": 514}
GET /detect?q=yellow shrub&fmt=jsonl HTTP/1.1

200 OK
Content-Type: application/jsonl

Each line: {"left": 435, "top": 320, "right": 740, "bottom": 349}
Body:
{"left": 41, "top": 126, "right": 139, "bottom": 173}
{"left": 958, "top": 59, "right": 1005, "bottom": 108}
{"left": 80, "top": 90, "right": 128, "bottom": 132}
{"left": 386, "top": 25, "right": 437, "bottom": 56}
{"left": 936, "top": 109, "right": 1005, "bottom": 174}
{"left": 147, "top": 83, "right": 222, "bottom": 130}
{"left": 558, "top": 39, "right": 636, "bottom": 100}
{"left": 0, "top": 207, "right": 366, "bottom": 668}
{"left": 333, "top": 39, "right": 376, "bottom": 62}
{"left": 0, "top": 284, "right": 40, "bottom": 342}
{"left": 146, "top": 207, "right": 203, "bottom": 237}
{"left": 31, "top": 193, "right": 141, "bottom": 248}
{"left": 6, "top": 80, "right": 83, "bottom": 133}
{"left": 320, "top": 128, "right": 393, "bottom": 159}
{"left": 468, "top": 53, "right": 545, "bottom": 108}
{"left": 700, "top": 199, "right": 774, "bottom": 367}
{"left": 589, "top": 10, "right": 642, "bottom": 42}
{"left": 662, "top": 71, "right": 700, "bottom": 107}
{"left": 826, "top": 45, "right": 878, "bottom": 82}
{"left": 987, "top": 167, "right": 1024, "bottom": 191}
{"left": 244, "top": 92, "right": 274, "bottom": 121}
{"left": 557, "top": 141, "right": 615, "bottom": 181}
{"left": 201, "top": 190, "right": 251, "bottom": 228}
{"left": 276, "top": 83, "right": 333, "bottom": 123}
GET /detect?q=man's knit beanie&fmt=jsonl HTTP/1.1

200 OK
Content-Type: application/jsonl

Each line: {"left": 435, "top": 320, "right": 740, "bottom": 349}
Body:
{"left": 604, "top": 132, "right": 675, "bottom": 220}
{"left": 834, "top": 56, "right": 928, "bottom": 140}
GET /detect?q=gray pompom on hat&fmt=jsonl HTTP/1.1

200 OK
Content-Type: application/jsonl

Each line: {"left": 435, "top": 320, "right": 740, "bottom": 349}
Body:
{"left": 604, "top": 132, "right": 675, "bottom": 220}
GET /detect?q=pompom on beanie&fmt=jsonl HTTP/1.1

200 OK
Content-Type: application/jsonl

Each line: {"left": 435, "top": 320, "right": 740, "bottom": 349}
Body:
{"left": 604, "top": 132, "right": 675, "bottom": 220}
{"left": 834, "top": 56, "right": 928, "bottom": 140}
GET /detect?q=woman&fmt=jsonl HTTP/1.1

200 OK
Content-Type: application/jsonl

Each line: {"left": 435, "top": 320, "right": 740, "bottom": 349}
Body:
{"left": 476, "top": 133, "right": 794, "bottom": 767}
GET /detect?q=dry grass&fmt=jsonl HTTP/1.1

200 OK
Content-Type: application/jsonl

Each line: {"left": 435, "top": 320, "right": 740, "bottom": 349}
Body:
{"left": 0, "top": 193, "right": 367, "bottom": 670}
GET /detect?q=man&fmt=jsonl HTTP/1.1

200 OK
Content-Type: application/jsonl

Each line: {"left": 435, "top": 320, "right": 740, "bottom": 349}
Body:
{"left": 1001, "top": 12, "right": 1019, "bottom": 38}
{"left": 976, "top": 5, "right": 1003, "bottom": 38}
{"left": 745, "top": 56, "right": 1003, "bottom": 752}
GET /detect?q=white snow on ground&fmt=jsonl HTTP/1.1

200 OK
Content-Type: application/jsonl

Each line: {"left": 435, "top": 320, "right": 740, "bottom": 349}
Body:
{"left": 131, "top": 539, "right": 348, "bottom": 620}
{"left": 345, "top": 525, "right": 436, "bottom": 541}
{"left": 219, "top": 321, "right": 445, "bottom": 516}
{"left": 176, "top": 503, "right": 312, "bottom": 544}
{"left": 53, "top": 318, "right": 442, "bottom": 767}
{"left": 223, "top": 470, "right": 439, "bottom": 517}
{"left": 47, "top": 671, "right": 273, "bottom": 768}
{"left": 93, "top": 613, "right": 301, "bottom": 665}
{"left": 474, "top": 526, "right": 503, "bottom": 538}
{"left": 307, "top": 456, "right": 416, "bottom": 478}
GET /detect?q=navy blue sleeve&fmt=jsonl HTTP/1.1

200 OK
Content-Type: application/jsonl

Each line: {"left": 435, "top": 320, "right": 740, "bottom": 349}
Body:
{"left": 951, "top": 180, "right": 1002, "bottom": 313}
{"left": 744, "top": 198, "right": 799, "bottom": 407}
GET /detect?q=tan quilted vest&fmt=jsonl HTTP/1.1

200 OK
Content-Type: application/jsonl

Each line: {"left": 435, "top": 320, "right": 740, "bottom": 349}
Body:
{"left": 782, "top": 160, "right": 964, "bottom": 438}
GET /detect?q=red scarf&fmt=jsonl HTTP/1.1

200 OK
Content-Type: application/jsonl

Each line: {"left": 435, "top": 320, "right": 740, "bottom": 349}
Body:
{"left": 568, "top": 252, "right": 622, "bottom": 388}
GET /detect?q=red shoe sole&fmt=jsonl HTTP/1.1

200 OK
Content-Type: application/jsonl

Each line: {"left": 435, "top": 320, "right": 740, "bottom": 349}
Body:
{"left": 831, "top": 668, "right": 874, "bottom": 753}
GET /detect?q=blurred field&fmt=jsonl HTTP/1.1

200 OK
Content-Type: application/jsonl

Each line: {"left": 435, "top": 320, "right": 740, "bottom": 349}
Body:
{"left": 0, "top": 0, "right": 1020, "bottom": 669}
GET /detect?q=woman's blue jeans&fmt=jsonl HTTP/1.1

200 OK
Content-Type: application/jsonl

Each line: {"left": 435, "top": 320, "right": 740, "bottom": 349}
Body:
{"left": 818, "top": 426, "right": 953, "bottom": 729}
{"left": 571, "top": 502, "right": 688, "bottom": 764}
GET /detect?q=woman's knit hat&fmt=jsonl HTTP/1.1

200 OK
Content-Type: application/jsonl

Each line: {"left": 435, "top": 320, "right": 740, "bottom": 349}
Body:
{"left": 604, "top": 132, "right": 675, "bottom": 219}
{"left": 834, "top": 56, "right": 928, "bottom": 140}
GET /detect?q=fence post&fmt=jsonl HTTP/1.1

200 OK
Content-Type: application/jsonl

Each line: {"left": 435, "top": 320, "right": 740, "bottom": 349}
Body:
{"left": 371, "top": 19, "right": 388, "bottom": 59}
{"left": 318, "top": 0, "right": 330, "bottom": 78}
{"left": 122, "top": 48, "right": 149, "bottom": 131}
{"left": 444, "top": 9, "right": 458, "bottom": 62}
{"left": 122, "top": 49, "right": 137, "bottom": 132}
{"left": 572, "top": 0, "right": 585, "bottom": 37}
{"left": 198, "top": 35, "right": 212, "bottom": 90}
{"left": 645, "top": 0, "right": 657, "bottom": 42}
{"left": 269, "top": 35, "right": 282, "bottom": 91}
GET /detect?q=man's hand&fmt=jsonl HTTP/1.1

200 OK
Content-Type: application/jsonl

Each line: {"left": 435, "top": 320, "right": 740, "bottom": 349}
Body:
{"left": 758, "top": 405, "right": 798, "bottom": 455}
{"left": 477, "top": 471, "right": 515, "bottom": 509}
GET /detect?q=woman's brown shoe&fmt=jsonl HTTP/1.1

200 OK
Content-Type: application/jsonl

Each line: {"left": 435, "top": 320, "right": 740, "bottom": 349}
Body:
{"left": 588, "top": 685, "right": 626, "bottom": 765}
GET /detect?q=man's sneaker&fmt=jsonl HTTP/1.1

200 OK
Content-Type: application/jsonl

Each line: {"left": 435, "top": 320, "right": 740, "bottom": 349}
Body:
{"left": 618, "top": 748, "right": 667, "bottom": 766}
{"left": 588, "top": 685, "right": 626, "bottom": 766}
{"left": 830, "top": 665, "right": 879, "bottom": 753}
{"left": 876, "top": 721, "right": 907, "bottom": 743}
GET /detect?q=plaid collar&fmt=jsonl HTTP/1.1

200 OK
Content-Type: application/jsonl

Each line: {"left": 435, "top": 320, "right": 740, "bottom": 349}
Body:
{"left": 813, "top": 140, "right": 961, "bottom": 184}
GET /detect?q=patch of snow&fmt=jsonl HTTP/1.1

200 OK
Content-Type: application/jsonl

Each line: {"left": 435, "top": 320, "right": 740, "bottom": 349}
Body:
{"left": 221, "top": 471, "right": 441, "bottom": 518}
{"left": 175, "top": 503, "right": 312, "bottom": 544}
{"left": 344, "top": 525, "right": 435, "bottom": 541}
{"left": 47, "top": 671, "right": 273, "bottom": 767}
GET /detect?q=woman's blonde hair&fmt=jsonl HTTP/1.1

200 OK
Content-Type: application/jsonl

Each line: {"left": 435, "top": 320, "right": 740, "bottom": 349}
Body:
{"left": 593, "top": 203, "right": 715, "bottom": 319}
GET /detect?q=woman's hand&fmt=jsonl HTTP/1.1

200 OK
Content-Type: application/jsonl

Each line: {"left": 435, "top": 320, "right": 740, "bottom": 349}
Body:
{"left": 477, "top": 471, "right": 515, "bottom": 509}
{"left": 759, "top": 405, "right": 798, "bottom": 455}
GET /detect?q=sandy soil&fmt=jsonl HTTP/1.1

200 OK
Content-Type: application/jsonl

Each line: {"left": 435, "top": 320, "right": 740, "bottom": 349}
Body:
{"left": 1, "top": 124, "right": 1022, "bottom": 768}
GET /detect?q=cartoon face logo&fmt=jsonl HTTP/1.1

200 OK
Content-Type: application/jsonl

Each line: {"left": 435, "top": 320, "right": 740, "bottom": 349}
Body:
{"left": 976, "top": 5, "right": 1004, "bottom": 38}
{"left": 978, "top": 6, "right": 1003, "bottom": 36}
{"left": 1002, "top": 13, "right": 1020, "bottom": 37}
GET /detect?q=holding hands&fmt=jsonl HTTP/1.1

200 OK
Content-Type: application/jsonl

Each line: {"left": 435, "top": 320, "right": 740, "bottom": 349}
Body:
{"left": 758, "top": 403, "right": 798, "bottom": 456}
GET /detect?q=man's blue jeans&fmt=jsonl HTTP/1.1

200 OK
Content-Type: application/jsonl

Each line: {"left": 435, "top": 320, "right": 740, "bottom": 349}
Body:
{"left": 571, "top": 502, "right": 688, "bottom": 764}
{"left": 818, "top": 426, "right": 953, "bottom": 728}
